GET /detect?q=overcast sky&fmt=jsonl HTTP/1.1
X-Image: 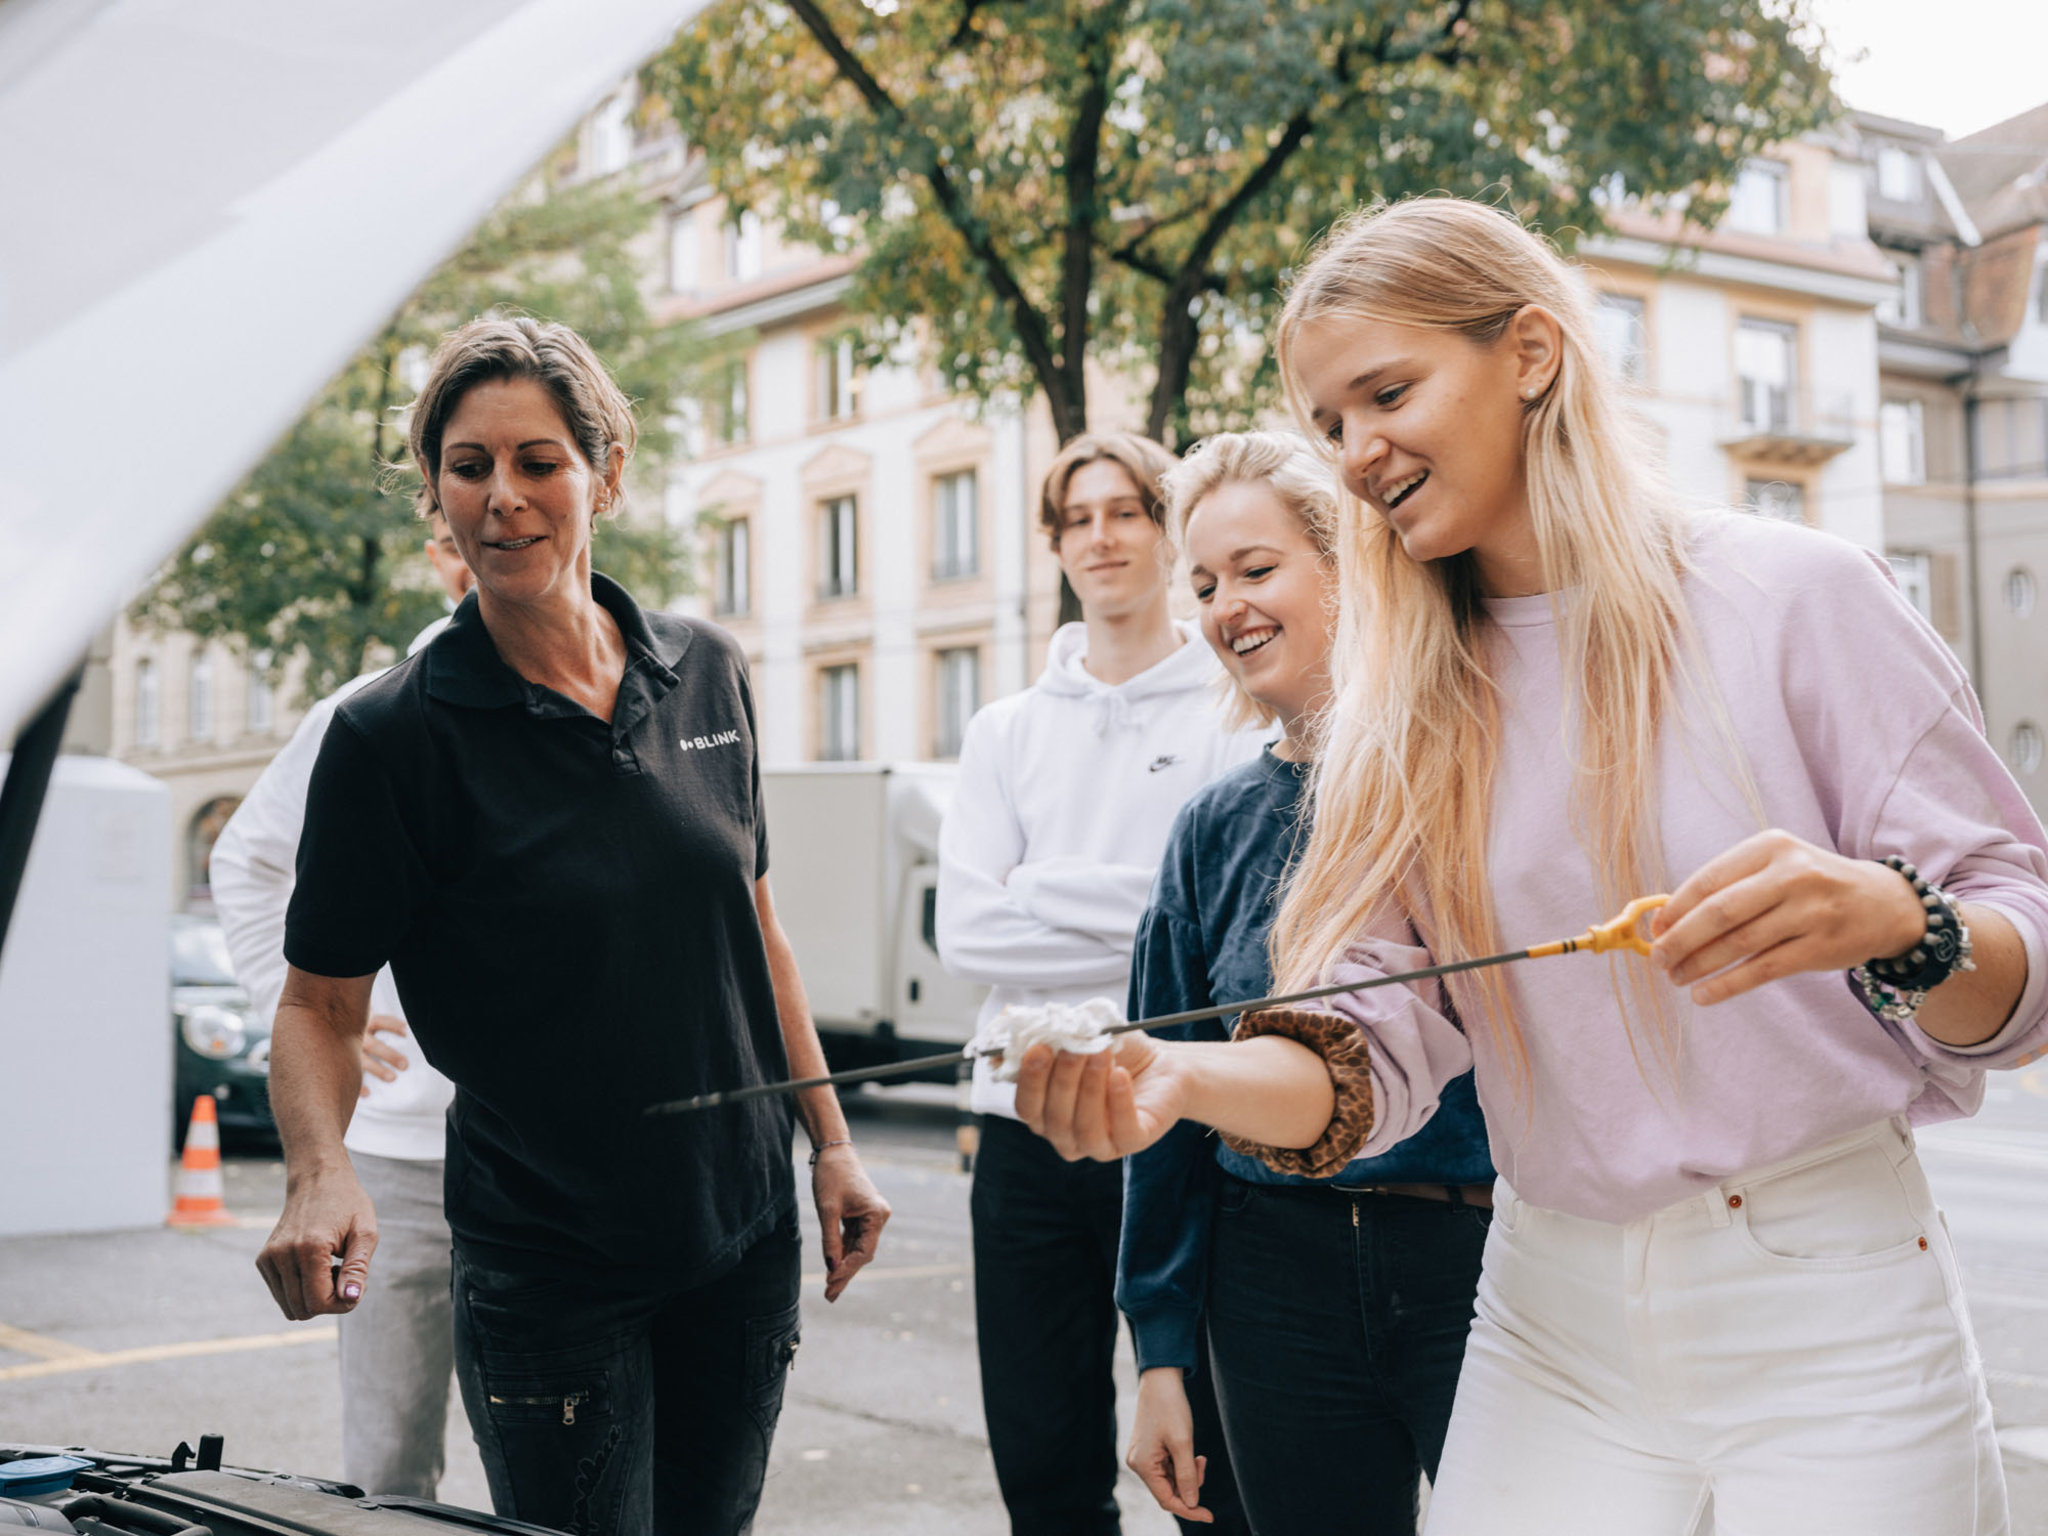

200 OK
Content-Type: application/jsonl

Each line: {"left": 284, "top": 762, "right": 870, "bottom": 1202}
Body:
{"left": 1806, "top": 0, "right": 2048, "bottom": 139}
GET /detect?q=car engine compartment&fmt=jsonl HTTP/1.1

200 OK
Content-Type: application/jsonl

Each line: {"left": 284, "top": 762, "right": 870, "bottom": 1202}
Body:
{"left": 0, "top": 1445, "right": 556, "bottom": 1536}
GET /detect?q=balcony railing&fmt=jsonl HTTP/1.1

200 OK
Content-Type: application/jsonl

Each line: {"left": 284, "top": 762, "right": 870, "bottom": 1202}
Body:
{"left": 1720, "top": 389, "right": 1857, "bottom": 466}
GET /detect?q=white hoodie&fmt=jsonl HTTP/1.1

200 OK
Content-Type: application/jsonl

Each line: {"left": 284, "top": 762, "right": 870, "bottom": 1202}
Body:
{"left": 937, "top": 620, "right": 1270, "bottom": 1117}
{"left": 211, "top": 618, "right": 455, "bottom": 1163}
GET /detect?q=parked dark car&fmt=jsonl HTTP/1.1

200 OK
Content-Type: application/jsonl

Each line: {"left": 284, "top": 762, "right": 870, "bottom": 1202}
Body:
{"left": 170, "top": 915, "right": 272, "bottom": 1145}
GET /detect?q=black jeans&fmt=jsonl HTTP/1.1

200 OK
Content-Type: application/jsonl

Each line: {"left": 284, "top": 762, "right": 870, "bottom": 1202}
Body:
{"left": 971, "top": 1115, "right": 1245, "bottom": 1536}
{"left": 451, "top": 1212, "right": 802, "bottom": 1536}
{"left": 1206, "top": 1177, "right": 1489, "bottom": 1536}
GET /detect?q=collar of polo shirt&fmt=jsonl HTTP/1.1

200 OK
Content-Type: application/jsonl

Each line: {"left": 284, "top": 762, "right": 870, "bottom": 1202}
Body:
{"left": 424, "top": 574, "right": 691, "bottom": 710}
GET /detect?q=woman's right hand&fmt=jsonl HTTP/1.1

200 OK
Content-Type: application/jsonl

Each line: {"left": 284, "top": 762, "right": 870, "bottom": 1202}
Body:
{"left": 1014, "top": 1031, "right": 1185, "bottom": 1161}
{"left": 1129, "top": 1366, "right": 1211, "bottom": 1523}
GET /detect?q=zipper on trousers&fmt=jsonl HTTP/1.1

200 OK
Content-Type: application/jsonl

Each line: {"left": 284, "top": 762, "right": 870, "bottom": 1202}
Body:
{"left": 488, "top": 1390, "right": 589, "bottom": 1426}
{"left": 1351, "top": 1197, "right": 1360, "bottom": 1229}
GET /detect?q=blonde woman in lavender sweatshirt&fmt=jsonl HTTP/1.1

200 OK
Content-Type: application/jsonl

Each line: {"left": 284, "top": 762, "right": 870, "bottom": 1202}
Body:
{"left": 1015, "top": 197, "right": 2048, "bottom": 1536}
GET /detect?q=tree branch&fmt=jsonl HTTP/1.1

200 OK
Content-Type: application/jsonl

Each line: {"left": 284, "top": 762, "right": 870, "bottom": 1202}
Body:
{"left": 784, "top": 0, "right": 1080, "bottom": 438}
{"left": 1060, "top": 29, "right": 1113, "bottom": 432}
{"left": 1143, "top": 1, "right": 1474, "bottom": 436}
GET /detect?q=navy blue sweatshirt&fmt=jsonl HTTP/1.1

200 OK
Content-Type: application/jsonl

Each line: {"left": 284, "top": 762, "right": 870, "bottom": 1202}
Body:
{"left": 1117, "top": 748, "right": 1494, "bottom": 1373}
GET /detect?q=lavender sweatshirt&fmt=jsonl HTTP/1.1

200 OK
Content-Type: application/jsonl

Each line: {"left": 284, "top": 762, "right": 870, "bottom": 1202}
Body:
{"left": 1317, "top": 511, "right": 2048, "bottom": 1224}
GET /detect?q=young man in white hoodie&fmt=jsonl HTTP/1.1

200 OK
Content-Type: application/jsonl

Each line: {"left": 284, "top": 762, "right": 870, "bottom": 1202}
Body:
{"left": 210, "top": 511, "right": 472, "bottom": 1499}
{"left": 937, "top": 432, "right": 1265, "bottom": 1536}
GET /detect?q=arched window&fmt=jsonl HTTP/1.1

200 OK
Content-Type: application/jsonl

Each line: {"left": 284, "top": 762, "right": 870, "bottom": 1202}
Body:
{"left": 187, "top": 796, "right": 241, "bottom": 906}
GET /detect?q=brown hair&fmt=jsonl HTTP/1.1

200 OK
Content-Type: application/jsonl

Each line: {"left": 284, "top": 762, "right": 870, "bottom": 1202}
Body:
{"left": 408, "top": 316, "right": 638, "bottom": 519}
{"left": 1037, "top": 431, "right": 1176, "bottom": 549}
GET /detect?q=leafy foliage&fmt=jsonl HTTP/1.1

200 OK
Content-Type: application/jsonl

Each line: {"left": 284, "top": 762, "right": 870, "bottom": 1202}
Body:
{"left": 135, "top": 179, "right": 709, "bottom": 696}
{"left": 649, "top": 0, "right": 1835, "bottom": 444}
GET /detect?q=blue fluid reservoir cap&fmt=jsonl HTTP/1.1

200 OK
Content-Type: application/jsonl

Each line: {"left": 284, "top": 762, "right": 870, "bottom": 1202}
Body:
{"left": 0, "top": 1458, "right": 92, "bottom": 1497}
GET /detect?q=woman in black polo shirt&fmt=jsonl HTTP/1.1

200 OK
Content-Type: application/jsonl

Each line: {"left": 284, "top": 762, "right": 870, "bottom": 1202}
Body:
{"left": 256, "top": 317, "right": 890, "bottom": 1536}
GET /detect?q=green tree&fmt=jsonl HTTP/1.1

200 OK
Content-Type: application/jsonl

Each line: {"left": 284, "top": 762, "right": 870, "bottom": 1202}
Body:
{"left": 649, "top": 0, "right": 1834, "bottom": 446}
{"left": 136, "top": 177, "right": 710, "bottom": 696}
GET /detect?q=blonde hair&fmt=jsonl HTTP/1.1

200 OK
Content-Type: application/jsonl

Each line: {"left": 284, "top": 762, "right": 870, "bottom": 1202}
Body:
{"left": 1038, "top": 432, "right": 1177, "bottom": 549}
{"left": 1269, "top": 197, "right": 1716, "bottom": 1095}
{"left": 1162, "top": 430, "right": 1340, "bottom": 731}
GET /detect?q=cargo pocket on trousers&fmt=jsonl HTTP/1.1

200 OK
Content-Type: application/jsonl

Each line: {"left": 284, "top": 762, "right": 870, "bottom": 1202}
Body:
{"left": 745, "top": 1302, "right": 802, "bottom": 1439}
{"left": 484, "top": 1370, "right": 614, "bottom": 1430}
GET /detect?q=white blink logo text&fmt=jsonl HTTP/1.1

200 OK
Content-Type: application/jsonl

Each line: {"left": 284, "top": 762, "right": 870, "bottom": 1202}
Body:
{"left": 680, "top": 729, "right": 743, "bottom": 752}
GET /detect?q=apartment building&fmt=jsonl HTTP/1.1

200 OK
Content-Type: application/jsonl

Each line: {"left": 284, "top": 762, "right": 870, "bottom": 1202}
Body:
{"left": 653, "top": 145, "right": 1074, "bottom": 768}
{"left": 1577, "top": 135, "right": 1896, "bottom": 546}
{"left": 1853, "top": 104, "right": 2048, "bottom": 814}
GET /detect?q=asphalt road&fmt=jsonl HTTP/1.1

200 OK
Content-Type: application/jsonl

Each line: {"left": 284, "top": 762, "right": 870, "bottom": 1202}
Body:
{"left": 2, "top": 1072, "right": 2045, "bottom": 1534}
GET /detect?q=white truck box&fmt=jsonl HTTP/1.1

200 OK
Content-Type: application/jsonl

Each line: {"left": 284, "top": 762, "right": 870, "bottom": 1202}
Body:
{"left": 761, "top": 763, "right": 985, "bottom": 1068}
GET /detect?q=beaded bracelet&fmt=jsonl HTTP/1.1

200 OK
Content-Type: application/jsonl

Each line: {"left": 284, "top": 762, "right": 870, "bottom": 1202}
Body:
{"left": 1851, "top": 855, "right": 1974, "bottom": 1024}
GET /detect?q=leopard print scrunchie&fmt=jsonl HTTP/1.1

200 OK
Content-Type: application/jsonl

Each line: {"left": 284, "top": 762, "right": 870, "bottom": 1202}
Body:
{"left": 1216, "top": 1007, "right": 1376, "bottom": 1179}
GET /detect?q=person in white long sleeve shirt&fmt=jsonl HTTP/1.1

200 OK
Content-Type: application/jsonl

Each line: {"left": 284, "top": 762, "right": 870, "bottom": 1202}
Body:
{"left": 937, "top": 433, "right": 1266, "bottom": 1536}
{"left": 210, "top": 511, "right": 471, "bottom": 1498}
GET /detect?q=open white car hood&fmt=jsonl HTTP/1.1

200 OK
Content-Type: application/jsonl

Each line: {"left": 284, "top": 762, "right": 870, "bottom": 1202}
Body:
{"left": 0, "top": 0, "right": 705, "bottom": 744}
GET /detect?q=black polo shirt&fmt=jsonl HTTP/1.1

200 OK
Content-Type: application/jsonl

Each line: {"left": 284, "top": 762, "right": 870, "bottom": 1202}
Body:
{"left": 284, "top": 576, "right": 794, "bottom": 1284}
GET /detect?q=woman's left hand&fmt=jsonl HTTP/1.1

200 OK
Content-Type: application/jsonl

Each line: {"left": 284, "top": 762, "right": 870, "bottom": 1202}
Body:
{"left": 811, "top": 1145, "right": 891, "bottom": 1303}
{"left": 1650, "top": 829, "right": 1924, "bottom": 1005}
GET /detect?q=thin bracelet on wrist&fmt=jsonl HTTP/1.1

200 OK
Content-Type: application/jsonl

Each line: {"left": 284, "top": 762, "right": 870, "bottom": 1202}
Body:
{"left": 808, "top": 1137, "right": 854, "bottom": 1166}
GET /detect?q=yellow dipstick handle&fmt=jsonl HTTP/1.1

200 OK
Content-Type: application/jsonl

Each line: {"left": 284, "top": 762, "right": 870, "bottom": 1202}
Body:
{"left": 1524, "top": 894, "right": 1670, "bottom": 959}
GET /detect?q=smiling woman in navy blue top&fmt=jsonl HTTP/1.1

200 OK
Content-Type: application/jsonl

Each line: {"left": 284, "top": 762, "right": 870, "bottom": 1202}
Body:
{"left": 1119, "top": 431, "right": 1493, "bottom": 1535}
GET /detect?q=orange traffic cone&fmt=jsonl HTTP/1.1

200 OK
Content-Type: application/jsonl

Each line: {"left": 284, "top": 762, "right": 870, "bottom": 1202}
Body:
{"left": 168, "top": 1096, "right": 237, "bottom": 1227}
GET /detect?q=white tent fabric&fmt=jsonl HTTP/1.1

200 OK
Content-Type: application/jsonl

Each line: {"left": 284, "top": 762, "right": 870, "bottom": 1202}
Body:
{"left": 0, "top": 0, "right": 706, "bottom": 745}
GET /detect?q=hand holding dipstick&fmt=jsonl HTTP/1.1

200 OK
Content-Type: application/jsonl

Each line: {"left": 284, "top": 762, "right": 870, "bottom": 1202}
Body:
{"left": 644, "top": 896, "right": 1670, "bottom": 1119}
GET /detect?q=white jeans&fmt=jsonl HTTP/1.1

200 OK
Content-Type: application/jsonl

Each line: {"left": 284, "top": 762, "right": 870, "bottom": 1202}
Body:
{"left": 1425, "top": 1119, "right": 2006, "bottom": 1536}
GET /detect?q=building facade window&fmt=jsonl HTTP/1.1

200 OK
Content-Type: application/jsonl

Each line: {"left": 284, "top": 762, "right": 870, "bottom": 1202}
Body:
{"left": 723, "top": 211, "right": 763, "bottom": 283}
{"left": 582, "top": 89, "right": 634, "bottom": 178}
{"left": 245, "top": 655, "right": 274, "bottom": 735}
{"left": 1879, "top": 399, "right": 1925, "bottom": 484}
{"left": 1875, "top": 146, "right": 1922, "bottom": 202}
{"left": 1593, "top": 293, "right": 1648, "bottom": 384}
{"left": 1735, "top": 319, "right": 1797, "bottom": 433}
{"left": 818, "top": 495, "right": 859, "bottom": 598}
{"left": 712, "top": 518, "right": 751, "bottom": 617}
{"left": 668, "top": 210, "right": 698, "bottom": 293}
{"left": 1877, "top": 254, "right": 1922, "bottom": 328}
{"left": 932, "top": 469, "right": 979, "bottom": 579}
{"left": 1887, "top": 551, "right": 1934, "bottom": 620}
{"left": 2008, "top": 566, "right": 2038, "bottom": 618}
{"left": 1726, "top": 158, "right": 1788, "bottom": 235}
{"left": 819, "top": 664, "right": 860, "bottom": 761}
{"left": 1745, "top": 478, "right": 1805, "bottom": 523}
{"left": 189, "top": 652, "right": 214, "bottom": 743}
{"left": 935, "top": 647, "right": 980, "bottom": 759}
{"left": 2011, "top": 721, "right": 2044, "bottom": 777}
{"left": 817, "top": 337, "right": 858, "bottom": 422}
{"left": 711, "top": 359, "right": 749, "bottom": 446}
{"left": 134, "top": 658, "right": 160, "bottom": 748}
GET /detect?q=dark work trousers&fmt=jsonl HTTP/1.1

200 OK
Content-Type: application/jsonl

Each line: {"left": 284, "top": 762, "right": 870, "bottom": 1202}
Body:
{"left": 971, "top": 1114, "right": 1247, "bottom": 1536}
{"left": 1205, "top": 1176, "right": 1490, "bottom": 1536}
{"left": 451, "top": 1211, "right": 802, "bottom": 1536}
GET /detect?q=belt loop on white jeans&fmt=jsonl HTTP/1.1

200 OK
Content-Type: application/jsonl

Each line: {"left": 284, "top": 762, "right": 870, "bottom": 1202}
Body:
{"left": 1704, "top": 1184, "right": 1734, "bottom": 1230}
